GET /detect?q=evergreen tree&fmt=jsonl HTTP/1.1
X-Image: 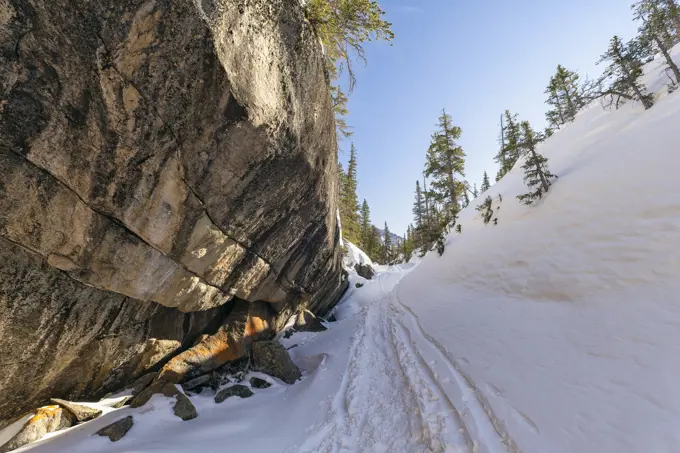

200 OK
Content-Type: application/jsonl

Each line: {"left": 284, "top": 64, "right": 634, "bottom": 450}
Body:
{"left": 338, "top": 161, "right": 348, "bottom": 236}
{"left": 597, "top": 36, "right": 654, "bottom": 110}
{"left": 339, "top": 144, "right": 361, "bottom": 243}
{"left": 331, "top": 85, "right": 353, "bottom": 139}
{"left": 463, "top": 185, "right": 470, "bottom": 208}
{"left": 664, "top": 0, "right": 680, "bottom": 39}
{"left": 307, "top": 0, "right": 394, "bottom": 92}
{"left": 633, "top": 0, "right": 680, "bottom": 45}
{"left": 306, "top": 1, "right": 393, "bottom": 147}
{"left": 481, "top": 171, "right": 491, "bottom": 193}
{"left": 475, "top": 196, "right": 494, "bottom": 224}
{"left": 494, "top": 110, "right": 522, "bottom": 179}
{"left": 359, "top": 199, "right": 372, "bottom": 251}
{"left": 402, "top": 226, "right": 414, "bottom": 262}
{"left": 545, "top": 65, "right": 585, "bottom": 128}
{"left": 472, "top": 183, "right": 479, "bottom": 198}
{"left": 366, "top": 226, "right": 382, "bottom": 261}
{"left": 421, "top": 176, "right": 434, "bottom": 252}
{"left": 382, "top": 221, "right": 393, "bottom": 263}
{"left": 424, "top": 109, "right": 466, "bottom": 223}
{"left": 516, "top": 121, "right": 558, "bottom": 205}
{"left": 634, "top": 1, "right": 680, "bottom": 88}
{"left": 412, "top": 180, "right": 426, "bottom": 250}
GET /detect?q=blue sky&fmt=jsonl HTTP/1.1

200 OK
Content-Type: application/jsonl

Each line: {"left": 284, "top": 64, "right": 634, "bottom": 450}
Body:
{"left": 339, "top": 0, "right": 640, "bottom": 234}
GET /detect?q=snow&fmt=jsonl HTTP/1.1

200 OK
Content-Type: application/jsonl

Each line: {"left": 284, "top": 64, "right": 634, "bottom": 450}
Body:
{"left": 394, "top": 46, "right": 680, "bottom": 452}
{"left": 7, "top": 42, "right": 680, "bottom": 453}
{"left": 342, "top": 240, "right": 373, "bottom": 268}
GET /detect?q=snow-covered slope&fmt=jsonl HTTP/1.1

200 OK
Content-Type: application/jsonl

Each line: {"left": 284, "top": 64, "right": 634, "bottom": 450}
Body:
{"left": 396, "top": 47, "right": 680, "bottom": 452}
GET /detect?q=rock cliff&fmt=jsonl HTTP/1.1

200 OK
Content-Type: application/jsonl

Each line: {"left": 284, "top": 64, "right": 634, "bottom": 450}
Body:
{"left": 0, "top": 0, "right": 345, "bottom": 424}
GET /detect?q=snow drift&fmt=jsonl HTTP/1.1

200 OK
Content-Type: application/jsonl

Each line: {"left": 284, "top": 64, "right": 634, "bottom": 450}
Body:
{"left": 396, "top": 46, "right": 680, "bottom": 452}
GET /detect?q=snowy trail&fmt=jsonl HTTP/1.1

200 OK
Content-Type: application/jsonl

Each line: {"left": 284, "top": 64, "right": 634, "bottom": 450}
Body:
{"left": 295, "top": 268, "right": 512, "bottom": 453}
{"left": 13, "top": 266, "right": 512, "bottom": 453}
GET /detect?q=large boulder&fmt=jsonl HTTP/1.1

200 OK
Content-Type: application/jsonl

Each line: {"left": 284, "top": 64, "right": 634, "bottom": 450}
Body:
{"left": 0, "top": 0, "right": 345, "bottom": 424}
{"left": 0, "top": 406, "right": 74, "bottom": 453}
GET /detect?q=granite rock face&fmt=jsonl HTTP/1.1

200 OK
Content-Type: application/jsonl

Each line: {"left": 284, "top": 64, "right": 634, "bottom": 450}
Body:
{"left": 0, "top": 0, "right": 345, "bottom": 425}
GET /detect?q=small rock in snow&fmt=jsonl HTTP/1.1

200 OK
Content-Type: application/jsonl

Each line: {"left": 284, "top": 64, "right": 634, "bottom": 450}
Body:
{"left": 181, "top": 374, "right": 213, "bottom": 393}
{"left": 96, "top": 416, "right": 133, "bottom": 442}
{"left": 173, "top": 393, "right": 198, "bottom": 421}
{"left": 294, "top": 310, "right": 327, "bottom": 333}
{"left": 249, "top": 377, "right": 272, "bottom": 389}
{"left": 354, "top": 263, "right": 374, "bottom": 280}
{"left": 215, "top": 385, "right": 254, "bottom": 403}
{"left": 252, "top": 341, "right": 302, "bottom": 384}
{"left": 110, "top": 396, "right": 131, "bottom": 409}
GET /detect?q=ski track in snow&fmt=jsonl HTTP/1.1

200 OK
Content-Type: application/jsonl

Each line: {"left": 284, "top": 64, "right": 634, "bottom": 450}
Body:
{"left": 296, "top": 268, "right": 512, "bottom": 453}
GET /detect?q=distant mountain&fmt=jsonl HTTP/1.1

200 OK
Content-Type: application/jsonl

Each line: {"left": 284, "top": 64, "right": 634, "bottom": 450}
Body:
{"left": 375, "top": 227, "right": 403, "bottom": 244}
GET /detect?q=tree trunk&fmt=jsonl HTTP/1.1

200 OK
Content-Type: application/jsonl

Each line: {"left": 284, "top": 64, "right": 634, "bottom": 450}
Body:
{"left": 614, "top": 45, "right": 653, "bottom": 109}
{"left": 556, "top": 100, "right": 566, "bottom": 125}
{"left": 653, "top": 32, "right": 680, "bottom": 83}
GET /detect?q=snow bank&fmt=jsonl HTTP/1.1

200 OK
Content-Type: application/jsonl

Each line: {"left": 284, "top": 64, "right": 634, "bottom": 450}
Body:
{"left": 342, "top": 240, "right": 373, "bottom": 268}
{"left": 396, "top": 45, "right": 680, "bottom": 452}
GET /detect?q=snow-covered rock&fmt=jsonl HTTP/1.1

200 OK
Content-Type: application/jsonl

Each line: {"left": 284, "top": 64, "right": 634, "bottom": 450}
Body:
{"left": 342, "top": 241, "right": 375, "bottom": 279}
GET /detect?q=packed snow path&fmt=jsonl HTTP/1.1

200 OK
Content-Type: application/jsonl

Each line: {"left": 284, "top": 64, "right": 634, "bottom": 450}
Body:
{"left": 17, "top": 267, "right": 514, "bottom": 453}
{"left": 295, "top": 267, "right": 513, "bottom": 453}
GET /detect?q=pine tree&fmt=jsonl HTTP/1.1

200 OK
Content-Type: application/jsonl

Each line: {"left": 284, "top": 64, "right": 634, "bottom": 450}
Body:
{"left": 481, "top": 171, "right": 491, "bottom": 193}
{"left": 367, "top": 226, "right": 382, "bottom": 261}
{"left": 634, "top": 1, "right": 680, "bottom": 88}
{"left": 516, "top": 121, "right": 558, "bottom": 205}
{"left": 545, "top": 65, "right": 585, "bottom": 128}
{"left": 306, "top": 1, "right": 393, "bottom": 151}
{"left": 331, "top": 85, "right": 352, "bottom": 139}
{"left": 633, "top": 0, "right": 680, "bottom": 45}
{"left": 382, "top": 221, "right": 393, "bottom": 263}
{"left": 307, "top": 0, "right": 394, "bottom": 93}
{"left": 424, "top": 109, "right": 466, "bottom": 223}
{"left": 472, "top": 183, "right": 479, "bottom": 198}
{"left": 422, "top": 176, "right": 433, "bottom": 251}
{"left": 664, "top": 0, "right": 680, "bottom": 40}
{"left": 412, "top": 180, "right": 426, "bottom": 250}
{"left": 402, "top": 226, "right": 414, "bottom": 262}
{"left": 338, "top": 161, "right": 348, "bottom": 235}
{"left": 339, "top": 144, "right": 361, "bottom": 243}
{"left": 494, "top": 110, "right": 522, "bottom": 180}
{"left": 597, "top": 36, "right": 654, "bottom": 110}
{"left": 359, "top": 199, "right": 372, "bottom": 251}
{"left": 463, "top": 185, "right": 470, "bottom": 208}
{"left": 475, "top": 196, "right": 494, "bottom": 224}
